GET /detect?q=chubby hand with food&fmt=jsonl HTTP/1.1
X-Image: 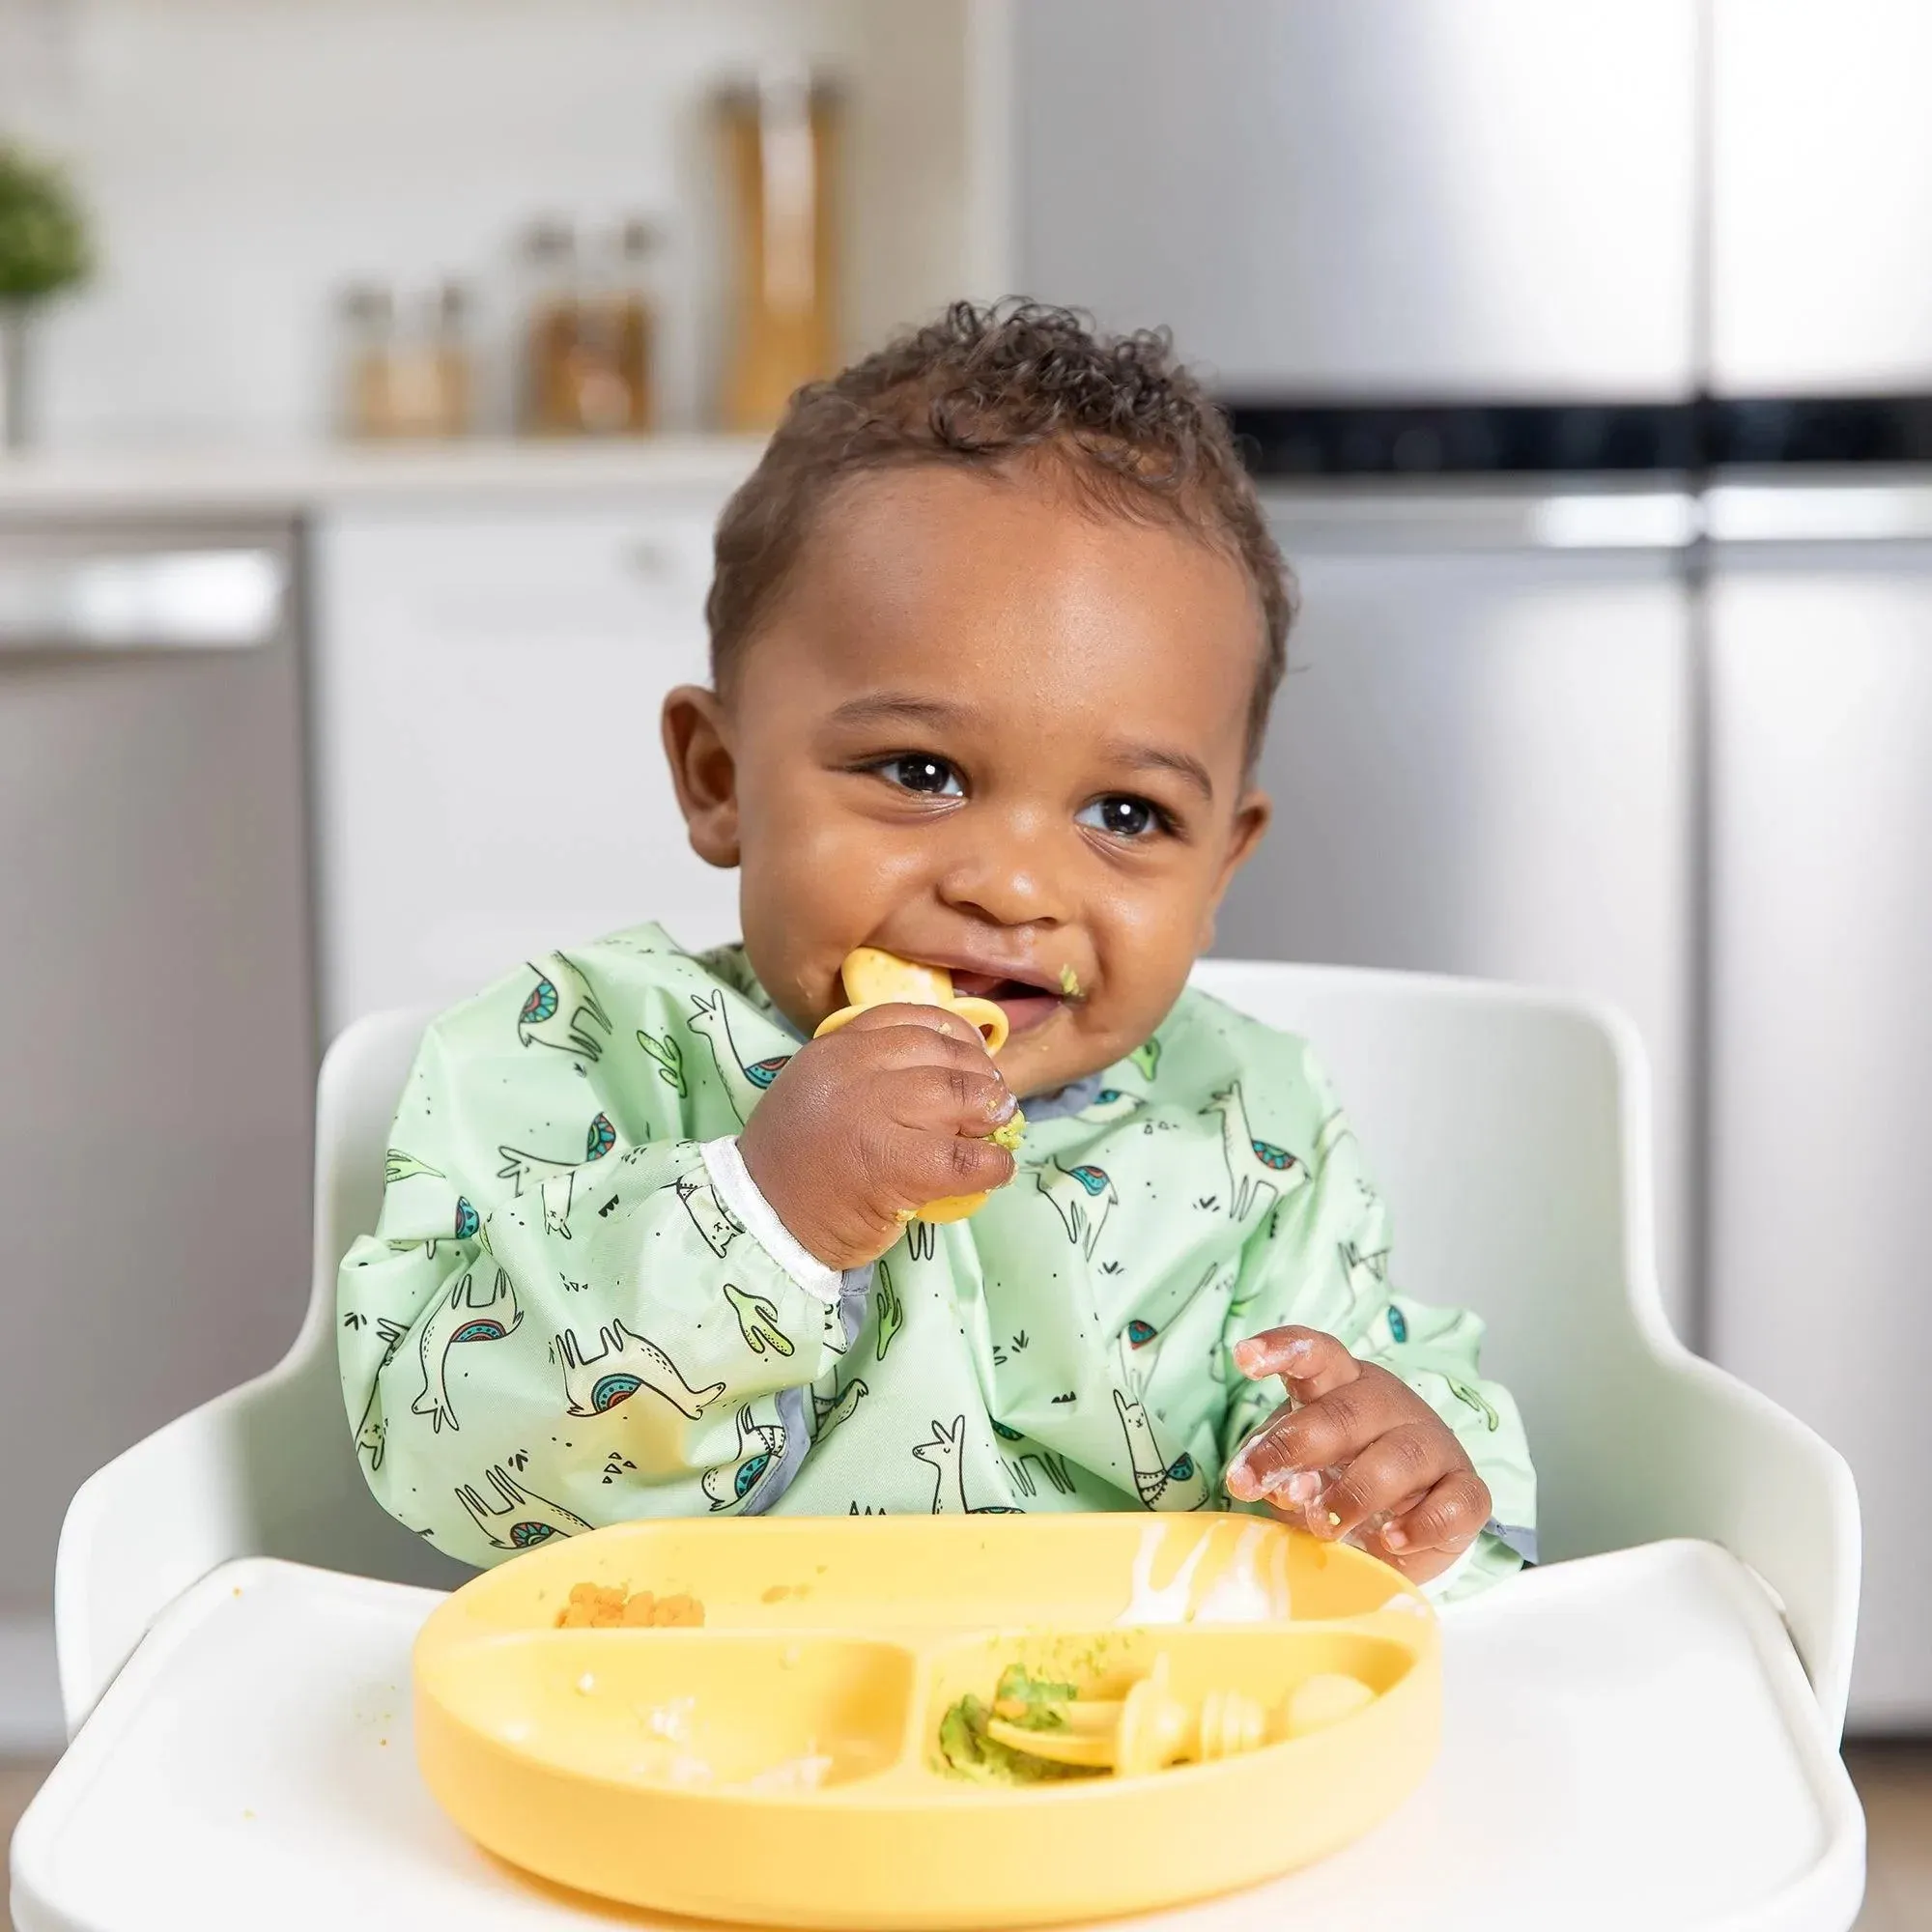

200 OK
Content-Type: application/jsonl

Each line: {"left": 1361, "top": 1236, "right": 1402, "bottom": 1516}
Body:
{"left": 738, "top": 1000, "right": 1022, "bottom": 1272}
{"left": 1222, "top": 1326, "right": 1491, "bottom": 1584}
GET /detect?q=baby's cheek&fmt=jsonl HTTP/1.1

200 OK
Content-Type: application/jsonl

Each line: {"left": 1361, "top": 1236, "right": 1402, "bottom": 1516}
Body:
{"left": 1090, "top": 918, "right": 1196, "bottom": 1040}
{"left": 738, "top": 830, "right": 886, "bottom": 1020}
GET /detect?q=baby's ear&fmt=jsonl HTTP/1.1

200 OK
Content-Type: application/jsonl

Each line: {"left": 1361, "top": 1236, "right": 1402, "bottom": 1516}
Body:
{"left": 1226, "top": 786, "right": 1272, "bottom": 869}
{"left": 661, "top": 686, "right": 740, "bottom": 868}
{"left": 1201, "top": 787, "right": 1271, "bottom": 941}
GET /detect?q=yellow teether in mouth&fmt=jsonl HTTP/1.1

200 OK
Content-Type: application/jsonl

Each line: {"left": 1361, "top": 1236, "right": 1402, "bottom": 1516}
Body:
{"left": 813, "top": 947, "right": 1023, "bottom": 1223}
{"left": 814, "top": 946, "right": 1009, "bottom": 1055}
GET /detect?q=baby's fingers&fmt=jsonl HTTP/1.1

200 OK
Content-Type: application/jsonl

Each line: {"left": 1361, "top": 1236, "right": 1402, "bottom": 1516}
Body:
{"left": 1379, "top": 1468, "right": 1492, "bottom": 1560}
{"left": 888, "top": 1062, "right": 1016, "bottom": 1136}
{"left": 1231, "top": 1325, "right": 1360, "bottom": 1400}
{"left": 839, "top": 1003, "right": 992, "bottom": 1056}
{"left": 1315, "top": 1425, "right": 1461, "bottom": 1544}
{"left": 1224, "top": 1362, "right": 1412, "bottom": 1500}
{"left": 897, "top": 1122, "right": 1016, "bottom": 1206}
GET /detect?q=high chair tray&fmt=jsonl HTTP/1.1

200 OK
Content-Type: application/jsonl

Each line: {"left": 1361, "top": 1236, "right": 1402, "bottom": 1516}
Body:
{"left": 411, "top": 1516, "right": 1439, "bottom": 1926}
{"left": 11, "top": 1538, "right": 1863, "bottom": 1932}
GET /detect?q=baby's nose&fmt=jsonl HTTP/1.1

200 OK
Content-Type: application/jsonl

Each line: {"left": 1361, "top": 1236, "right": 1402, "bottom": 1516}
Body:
{"left": 935, "top": 826, "right": 1068, "bottom": 928}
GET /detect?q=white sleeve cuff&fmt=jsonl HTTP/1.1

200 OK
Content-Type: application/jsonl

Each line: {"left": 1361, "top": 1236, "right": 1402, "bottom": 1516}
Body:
{"left": 699, "top": 1136, "right": 843, "bottom": 1305}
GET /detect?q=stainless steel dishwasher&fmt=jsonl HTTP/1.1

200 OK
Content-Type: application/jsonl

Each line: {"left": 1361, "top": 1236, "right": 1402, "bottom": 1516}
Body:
{"left": 0, "top": 519, "right": 316, "bottom": 1719}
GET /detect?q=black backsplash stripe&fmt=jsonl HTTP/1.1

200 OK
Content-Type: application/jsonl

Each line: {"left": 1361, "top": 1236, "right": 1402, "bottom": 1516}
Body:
{"left": 1225, "top": 396, "right": 1932, "bottom": 477}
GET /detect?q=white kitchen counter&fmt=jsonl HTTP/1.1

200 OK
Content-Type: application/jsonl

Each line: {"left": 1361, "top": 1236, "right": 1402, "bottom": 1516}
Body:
{"left": 0, "top": 437, "right": 767, "bottom": 518}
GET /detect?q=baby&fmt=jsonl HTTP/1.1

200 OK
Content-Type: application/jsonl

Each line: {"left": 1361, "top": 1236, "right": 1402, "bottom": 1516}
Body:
{"left": 339, "top": 303, "right": 1534, "bottom": 1597}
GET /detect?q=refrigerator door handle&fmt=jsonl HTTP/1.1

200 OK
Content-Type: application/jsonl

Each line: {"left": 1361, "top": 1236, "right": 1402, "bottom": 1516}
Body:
{"left": 0, "top": 548, "right": 287, "bottom": 653}
{"left": 1704, "top": 481, "right": 1932, "bottom": 546}
{"left": 1259, "top": 487, "right": 1701, "bottom": 556}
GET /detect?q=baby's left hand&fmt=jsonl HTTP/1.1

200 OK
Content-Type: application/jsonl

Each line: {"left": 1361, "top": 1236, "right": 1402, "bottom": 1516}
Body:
{"left": 1224, "top": 1325, "right": 1490, "bottom": 1585}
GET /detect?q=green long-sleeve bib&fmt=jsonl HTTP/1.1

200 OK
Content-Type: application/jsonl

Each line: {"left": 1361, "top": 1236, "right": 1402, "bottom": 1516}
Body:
{"left": 339, "top": 924, "right": 1533, "bottom": 1597}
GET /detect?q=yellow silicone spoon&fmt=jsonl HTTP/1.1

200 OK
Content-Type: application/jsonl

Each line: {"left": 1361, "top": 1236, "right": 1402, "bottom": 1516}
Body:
{"left": 812, "top": 946, "right": 1020, "bottom": 1223}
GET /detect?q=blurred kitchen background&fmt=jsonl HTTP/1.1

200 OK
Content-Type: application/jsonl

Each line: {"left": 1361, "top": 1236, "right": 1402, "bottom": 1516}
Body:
{"left": 3, "top": 0, "right": 1930, "bottom": 1917}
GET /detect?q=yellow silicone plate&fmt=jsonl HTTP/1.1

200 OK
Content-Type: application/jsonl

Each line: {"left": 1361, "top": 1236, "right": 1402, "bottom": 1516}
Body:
{"left": 413, "top": 1515, "right": 1440, "bottom": 1929}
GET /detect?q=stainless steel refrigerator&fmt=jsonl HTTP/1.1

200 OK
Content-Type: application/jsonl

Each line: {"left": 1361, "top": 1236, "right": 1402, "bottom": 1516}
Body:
{"left": 1007, "top": 0, "right": 1932, "bottom": 1726}
{"left": 1223, "top": 487, "right": 1699, "bottom": 1346}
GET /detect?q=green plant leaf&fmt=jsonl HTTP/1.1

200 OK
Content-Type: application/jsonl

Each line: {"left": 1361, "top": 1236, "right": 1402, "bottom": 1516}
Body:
{"left": 0, "top": 146, "right": 90, "bottom": 301}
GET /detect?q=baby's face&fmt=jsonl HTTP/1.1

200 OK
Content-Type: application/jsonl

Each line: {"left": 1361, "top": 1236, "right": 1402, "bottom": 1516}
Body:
{"left": 665, "top": 465, "right": 1271, "bottom": 1098}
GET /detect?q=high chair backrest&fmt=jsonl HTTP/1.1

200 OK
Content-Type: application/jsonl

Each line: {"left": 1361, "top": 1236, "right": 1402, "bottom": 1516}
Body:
{"left": 59, "top": 961, "right": 1859, "bottom": 1737}
{"left": 1192, "top": 960, "right": 1666, "bottom": 1564}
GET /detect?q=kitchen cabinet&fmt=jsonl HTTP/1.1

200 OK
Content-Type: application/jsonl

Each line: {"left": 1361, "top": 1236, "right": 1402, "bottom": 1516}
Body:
{"left": 310, "top": 495, "right": 742, "bottom": 1036}
{"left": 1706, "top": 522, "right": 1932, "bottom": 1727}
{"left": 1218, "top": 500, "right": 1696, "bottom": 1330}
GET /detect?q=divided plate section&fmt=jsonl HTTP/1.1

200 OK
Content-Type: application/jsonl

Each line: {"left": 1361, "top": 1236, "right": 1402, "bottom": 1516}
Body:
{"left": 918, "top": 1620, "right": 1435, "bottom": 1786}
{"left": 420, "top": 1630, "right": 919, "bottom": 1793}
{"left": 421, "top": 1511, "right": 1419, "bottom": 1643}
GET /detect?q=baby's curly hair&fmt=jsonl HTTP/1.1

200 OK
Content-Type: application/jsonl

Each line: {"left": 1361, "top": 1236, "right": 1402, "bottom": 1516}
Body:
{"left": 707, "top": 300, "right": 1295, "bottom": 767}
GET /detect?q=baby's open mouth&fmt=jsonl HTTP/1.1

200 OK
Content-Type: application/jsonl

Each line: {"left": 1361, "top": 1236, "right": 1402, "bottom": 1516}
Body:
{"left": 948, "top": 968, "right": 1067, "bottom": 1037}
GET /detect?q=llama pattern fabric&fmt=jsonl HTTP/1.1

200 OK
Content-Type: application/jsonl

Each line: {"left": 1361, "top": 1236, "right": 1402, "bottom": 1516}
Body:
{"left": 338, "top": 924, "right": 1534, "bottom": 1597}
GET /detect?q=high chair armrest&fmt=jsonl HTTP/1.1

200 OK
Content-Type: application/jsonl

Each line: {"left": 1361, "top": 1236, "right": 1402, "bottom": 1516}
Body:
{"left": 55, "top": 1339, "right": 465, "bottom": 1736}
{"left": 57, "top": 1366, "right": 308, "bottom": 1736}
{"left": 1588, "top": 1336, "right": 1861, "bottom": 1743}
{"left": 60, "top": 1009, "right": 466, "bottom": 1736}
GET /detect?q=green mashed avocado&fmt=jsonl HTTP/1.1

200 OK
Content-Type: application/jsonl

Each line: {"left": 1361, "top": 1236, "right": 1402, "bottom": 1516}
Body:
{"left": 935, "top": 1665, "right": 1097, "bottom": 1785}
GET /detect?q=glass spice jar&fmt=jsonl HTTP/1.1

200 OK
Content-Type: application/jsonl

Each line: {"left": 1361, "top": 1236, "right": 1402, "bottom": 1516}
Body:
{"left": 520, "top": 217, "right": 583, "bottom": 435}
{"left": 338, "top": 282, "right": 397, "bottom": 439}
{"left": 605, "top": 215, "right": 658, "bottom": 434}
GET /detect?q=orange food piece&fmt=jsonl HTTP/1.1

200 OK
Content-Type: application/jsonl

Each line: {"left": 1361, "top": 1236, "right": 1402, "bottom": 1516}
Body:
{"left": 554, "top": 1583, "right": 702, "bottom": 1630}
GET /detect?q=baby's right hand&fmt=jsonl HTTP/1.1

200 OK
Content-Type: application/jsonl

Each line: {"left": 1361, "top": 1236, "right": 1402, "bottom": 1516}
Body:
{"left": 737, "top": 1004, "right": 1018, "bottom": 1270}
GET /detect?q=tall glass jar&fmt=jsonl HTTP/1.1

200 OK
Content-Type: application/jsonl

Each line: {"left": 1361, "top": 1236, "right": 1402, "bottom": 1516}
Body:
{"left": 714, "top": 70, "right": 840, "bottom": 433}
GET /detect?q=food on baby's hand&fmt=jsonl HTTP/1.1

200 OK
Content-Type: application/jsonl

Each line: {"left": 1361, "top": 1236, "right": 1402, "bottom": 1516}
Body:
{"left": 987, "top": 1105, "right": 1027, "bottom": 1155}
{"left": 555, "top": 1582, "right": 704, "bottom": 1629}
{"left": 939, "top": 1657, "right": 1377, "bottom": 1780}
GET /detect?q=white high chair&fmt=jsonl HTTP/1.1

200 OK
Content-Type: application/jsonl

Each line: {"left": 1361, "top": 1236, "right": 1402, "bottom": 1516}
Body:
{"left": 13, "top": 964, "right": 1864, "bottom": 1932}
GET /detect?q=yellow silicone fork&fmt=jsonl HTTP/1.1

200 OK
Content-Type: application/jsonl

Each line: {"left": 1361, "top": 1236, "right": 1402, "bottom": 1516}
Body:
{"left": 984, "top": 1657, "right": 1376, "bottom": 1776}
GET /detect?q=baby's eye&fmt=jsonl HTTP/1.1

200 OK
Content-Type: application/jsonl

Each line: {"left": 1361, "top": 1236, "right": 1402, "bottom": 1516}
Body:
{"left": 874, "top": 753, "right": 963, "bottom": 797}
{"left": 1077, "top": 795, "right": 1168, "bottom": 839}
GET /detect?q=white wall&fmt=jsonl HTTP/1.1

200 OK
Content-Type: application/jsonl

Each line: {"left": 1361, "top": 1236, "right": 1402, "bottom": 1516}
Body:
{"left": 0, "top": 0, "right": 972, "bottom": 447}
